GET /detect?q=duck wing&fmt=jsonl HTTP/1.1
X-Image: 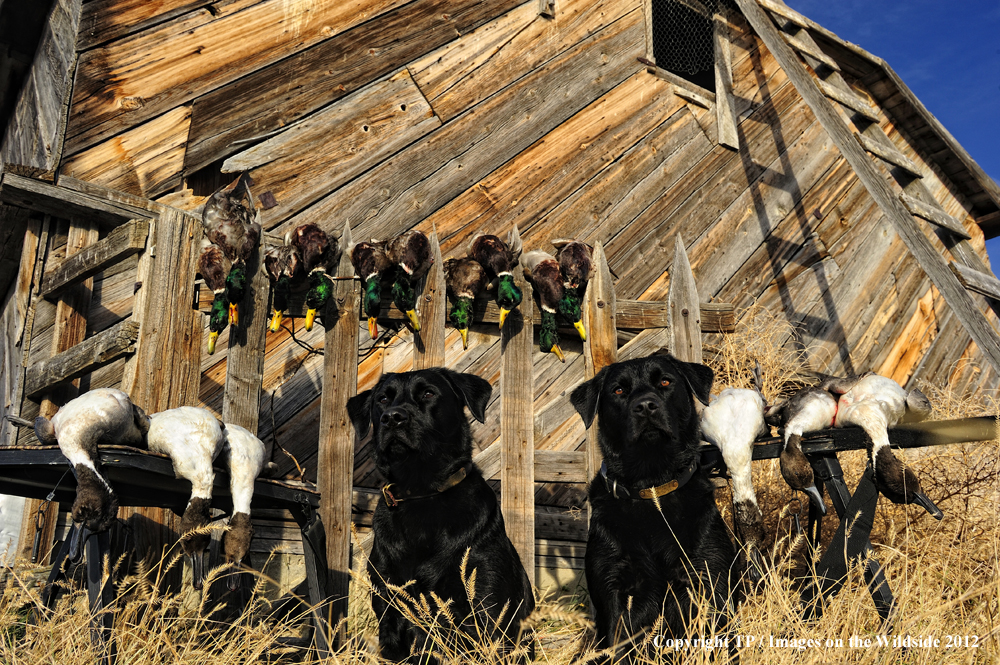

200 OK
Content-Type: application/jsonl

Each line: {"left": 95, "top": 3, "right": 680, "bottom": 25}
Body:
{"left": 199, "top": 240, "right": 230, "bottom": 292}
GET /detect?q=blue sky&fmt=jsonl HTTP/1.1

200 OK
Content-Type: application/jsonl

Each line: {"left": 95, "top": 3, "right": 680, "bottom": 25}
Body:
{"left": 785, "top": 1, "right": 1000, "bottom": 264}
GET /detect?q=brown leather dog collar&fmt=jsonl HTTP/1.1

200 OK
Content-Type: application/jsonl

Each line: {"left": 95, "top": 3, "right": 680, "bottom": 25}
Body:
{"left": 601, "top": 460, "right": 699, "bottom": 501}
{"left": 381, "top": 463, "right": 471, "bottom": 508}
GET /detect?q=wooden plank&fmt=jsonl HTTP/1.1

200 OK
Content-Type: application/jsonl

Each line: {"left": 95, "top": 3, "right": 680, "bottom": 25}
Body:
{"left": 24, "top": 320, "right": 139, "bottom": 398}
{"left": 0, "top": 174, "right": 151, "bottom": 227}
{"left": 0, "top": 0, "right": 82, "bottom": 179}
{"left": 951, "top": 263, "right": 1000, "bottom": 301}
{"left": 500, "top": 269, "right": 534, "bottom": 578}
{"left": 816, "top": 78, "right": 880, "bottom": 123}
{"left": 39, "top": 220, "right": 149, "bottom": 298}
{"left": 221, "top": 70, "right": 441, "bottom": 228}
{"left": 55, "top": 175, "right": 163, "bottom": 216}
{"left": 222, "top": 240, "right": 268, "bottom": 434}
{"left": 59, "top": 106, "right": 192, "bottom": 199}
{"left": 272, "top": 11, "right": 644, "bottom": 242}
{"left": 182, "top": 0, "right": 524, "bottom": 174}
{"left": 583, "top": 242, "right": 616, "bottom": 486}
{"left": 667, "top": 236, "right": 702, "bottom": 363}
{"left": 538, "top": 0, "right": 555, "bottom": 17}
{"left": 714, "top": 10, "right": 739, "bottom": 150}
{"left": 784, "top": 33, "right": 839, "bottom": 72}
{"left": 77, "top": 0, "right": 211, "bottom": 51}
{"left": 534, "top": 450, "right": 586, "bottom": 483}
{"left": 855, "top": 133, "right": 923, "bottom": 177}
{"left": 644, "top": 62, "right": 716, "bottom": 108}
{"left": 735, "top": 0, "right": 1000, "bottom": 374}
{"left": 412, "top": 232, "right": 446, "bottom": 369}
{"left": 899, "top": 192, "right": 971, "bottom": 240}
{"left": 316, "top": 248, "right": 359, "bottom": 641}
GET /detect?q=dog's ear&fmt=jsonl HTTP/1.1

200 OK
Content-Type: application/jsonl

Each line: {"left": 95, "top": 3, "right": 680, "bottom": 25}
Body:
{"left": 440, "top": 370, "right": 492, "bottom": 423}
{"left": 346, "top": 389, "right": 374, "bottom": 438}
{"left": 676, "top": 360, "right": 714, "bottom": 406}
{"left": 570, "top": 368, "right": 606, "bottom": 429}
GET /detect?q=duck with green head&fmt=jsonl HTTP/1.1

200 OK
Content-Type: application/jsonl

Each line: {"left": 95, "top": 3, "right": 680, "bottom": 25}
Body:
{"left": 263, "top": 240, "right": 302, "bottom": 333}
{"left": 202, "top": 173, "right": 262, "bottom": 327}
{"left": 444, "top": 257, "right": 488, "bottom": 349}
{"left": 290, "top": 223, "right": 339, "bottom": 331}
{"left": 552, "top": 239, "right": 593, "bottom": 342}
{"left": 386, "top": 230, "right": 433, "bottom": 332}
{"left": 470, "top": 225, "right": 523, "bottom": 329}
{"left": 521, "top": 250, "right": 566, "bottom": 362}
{"left": 199, "top": 238, "right": 231, "bottom": 354}
{"left": 347, "top": 225, "right": 391, "bottom": 340}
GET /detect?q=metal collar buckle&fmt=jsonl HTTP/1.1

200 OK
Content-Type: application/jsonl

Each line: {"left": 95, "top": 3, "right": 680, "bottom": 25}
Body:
{"left": 382, "top": 484, "right": 399, "bottom": 508}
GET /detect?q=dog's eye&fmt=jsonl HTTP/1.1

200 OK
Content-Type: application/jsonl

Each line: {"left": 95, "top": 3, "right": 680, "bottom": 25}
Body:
{"left": 613, "top": 387, "right": 623, "bottom": 396}
{"left": 660, "top": 378, "right": 670, "bottom": 387}
{"left": 422, "top": 390, "right": 434, "bottom": 400}
{"left": 378, "top": 395, "right": 388, "bottom": 405}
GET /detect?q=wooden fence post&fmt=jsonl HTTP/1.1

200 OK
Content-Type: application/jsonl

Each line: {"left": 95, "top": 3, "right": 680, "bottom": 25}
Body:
{"left": 667, "top": 236, "right": 702, "bottom": 364}
{"left": 222, "top": 239, "right": 268, "bottom": 432}
{"left": 317, "top": 247, "right": 359, "bottom": 645}
{"left": 412, "top": 231, "right": 446, "bottom": 369}
{"left": 583, "top": 241, "right": 617, "bottom": 487}
{"left": 501, "top": 268, "right": 534, "bottom": 580}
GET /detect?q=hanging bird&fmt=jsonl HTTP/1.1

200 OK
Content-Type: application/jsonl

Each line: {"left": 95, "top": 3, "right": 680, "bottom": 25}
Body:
{"left": 263, "top": 239, "right": 302, "bottom": 333}
{"left": 764, "top": 385, "right": 832, "bottom": 515}
{"left": 202, "top": 173, "right": 262, "bottom": 327}
{"left": 521, "top": 250, "right": 566, "bottom": 362}
{"left": 470, "top": 225, "right": 523, "bottom": 329}
{"left": 346, "top": 223, "right": 392, "bottom": 340}
{"left": 199, "top": 237, "right": 231, "bottom": 354}
{"left": 444, "top": 257, "right": 488, "bottom": 349}
{"left": 290, "top": 223, "right": 338, "bottom": 331}
{"left": 552, "top": 238, "right": 593, "bottom": 341}
{"left": 700, "top": 387, "right": 768, "bottom": 585}
{"left": 824, "top": 373, "right": 941, "bottom": 519}
{"left": 385, "top": 230, "right": 433, "bottom": 332}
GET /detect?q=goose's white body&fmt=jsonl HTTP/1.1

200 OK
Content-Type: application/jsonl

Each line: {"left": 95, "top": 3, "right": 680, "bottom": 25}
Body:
{"left": 48, "top": 388, "right": 145, "bottom": 491}
{"left": 832, "top": 374, "right": 908, "bottom": 470}
{"left": 147, "top": 407, "right": 225, "bottom": 501}
{"left": 783, "top": 388, "right": 838, "bottom": 444}
{"left": 701, "top": 388, "right": 767, "bottom": 507}
{"left": 222, "top": 424, "right": 267, "bottom": 515}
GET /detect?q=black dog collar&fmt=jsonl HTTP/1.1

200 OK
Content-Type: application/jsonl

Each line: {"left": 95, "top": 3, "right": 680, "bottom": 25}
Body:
{"left": 381, "top": 463, "right": 472, "bottom": 508}
{"left": 600, "top": 460, "right": 700, "bottom": 501}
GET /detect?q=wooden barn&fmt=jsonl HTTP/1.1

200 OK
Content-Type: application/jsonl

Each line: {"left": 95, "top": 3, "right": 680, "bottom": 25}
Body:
{"left": 2, "top": 0, "right": 1000, "bottom": 627}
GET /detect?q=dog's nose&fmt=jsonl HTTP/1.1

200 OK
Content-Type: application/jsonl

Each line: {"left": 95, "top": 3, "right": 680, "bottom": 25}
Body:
{"left": 380, "top": 407, "right": 409, "bottom": 427}
{"left": 633, "top": 397, "right": 659, "bottom": 416}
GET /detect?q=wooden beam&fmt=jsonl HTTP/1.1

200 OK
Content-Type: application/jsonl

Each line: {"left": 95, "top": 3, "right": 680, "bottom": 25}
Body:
{"left": 412, "top": 232, "right": 446, "bottom": 370}
{"left": 855, "top": 133, "right": 923, "bottom": 177}
{"left": 24, "top": 320, "right": 139, "bottom": 398}
{"left": 39, "top": 220, "right": 149, "bottom": 298}
{"left": 583, "top": 242, "right": 617, "bottom": 488}
{"left": 667, "top": 236, "right": 702, "bottom": 363}
{"left": 534, "top": 450, "right": 586, "bottom": 484}
{"left": 317, "top": 248, "right": 359, "bottom": 643}
{"left": 500, "top": 268, "right": 534, "bottom": 579}
{"left": 0, "top": 174, "right": 150, "bottom": 227}
{"left": 816, "top": 79, "right": 880, "bottom": 123}
{"left": 222, "top": 239, "right": 268, "bottom": 433}
{"left": 784, "top": 33, "right": 839, "bottom": 72}
{"left": 714, "top": 10, "right": 739, "bottom": 150}
{"left": 643, "top": 60, "right": 716, "bottom": 109}
{"left": 950, "top": 263, "right": 1000, "bottom": 301}
{"left": 735, "top": 0, "right": 1000, "bottom": 373}
{"left": 899, "top": 193, "right": 971, "bottom": 240}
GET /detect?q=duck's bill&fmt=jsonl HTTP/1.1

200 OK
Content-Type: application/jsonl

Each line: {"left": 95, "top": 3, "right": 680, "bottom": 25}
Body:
{"left": 573, "top": 320, "right": 587, "bottom": 341}
{"left": 747, "top": 545, "right": 766, "bottom": 585}
{"left": 227, "top": 564, "right": 242, "bottom": 592}
{"left": 913, "top": 492, "right": 944, "bottom": 520}
{"left": 405, "top": 309, "right": 421, "bottom": 332}
{"left": 551, "top": 344, "right": 566, "bottom": 363}
{"left": 367, "top": 317, "right": 379, "bottom": 340}
{"left": 803, "top": 484, "right": 827, "bottom": 516}
{"left": 68, "top": 523, "right": 89, "bottom": 563}
{"left": 191, "top": 553, "right": 205, "bottom": 591}
{"left": 304, "top": 308, "right": 317, "bottom": 331}
{"left": 498, "top": 308, "right": 511, "bottom": 329}
{"left": 229, "top": 303, "right": 239, "bottom": 326}
{"left": 459, "top": 327, "right": 469, "bottom": 349}
{"left": 270, "top": 309, "right": 283, "bottom": 333}
{"left": 208, "top": 331, "right": 219, "bottom": 355}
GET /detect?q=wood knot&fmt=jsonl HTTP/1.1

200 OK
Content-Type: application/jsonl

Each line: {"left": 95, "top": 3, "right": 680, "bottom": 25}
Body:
{"left": 681, "top": 308, "right": 689, "bottom": 317}
{"left": 117, "top": 96, "right": 145, "bottom": 111}
{"left": 597, "top": 300, "right": 605, "bottom": 308}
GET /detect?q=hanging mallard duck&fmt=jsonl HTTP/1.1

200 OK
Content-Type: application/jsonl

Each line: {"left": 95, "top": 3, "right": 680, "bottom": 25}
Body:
{"left": 290, "top": 223, "right": 339, "bottom": 331}
{"left": 444, "top": 257, "right": 488, "bottom": 349}
{"left": 346, "top": 225, "right": 392, "bottom": 340}
{"left": 521, "top": 250, "right": 566, "bottom": 362}
{"left": 198, "top": 237, "right": 231, "bottom": 354}
{"left": 552, "top": 238, "right": 593, "bottom": 342}
{"left": 470, "top": 225, "right": 523, "bottom": 329}
{"left": 202, "top": 173, "right": 261, "bottom": 327}
{"left": 385, "top": 230, "right": 433, "bottom": 332}
{"left": 264, "top": 238, "right": 302, "bottom": 333}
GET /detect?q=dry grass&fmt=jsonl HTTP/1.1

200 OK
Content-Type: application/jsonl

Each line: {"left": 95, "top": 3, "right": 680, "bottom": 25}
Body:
{"left": 2, "top": 306, "right": 999, "bottom": 663}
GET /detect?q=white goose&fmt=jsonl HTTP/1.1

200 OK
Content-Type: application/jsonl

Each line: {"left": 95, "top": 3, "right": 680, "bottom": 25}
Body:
{"left": 764, "top": 385, "right": 834, "bottom": 515}
{"left": 146, "top": 406, "right": 226, "bottom": 589}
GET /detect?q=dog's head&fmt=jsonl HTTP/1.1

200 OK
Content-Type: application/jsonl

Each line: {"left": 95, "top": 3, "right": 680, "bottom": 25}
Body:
{"left": 347, "top": 368, "right": 492, "bottom": 483}
{"left": 570, "top": 352, "right": 713, "bottom": 480}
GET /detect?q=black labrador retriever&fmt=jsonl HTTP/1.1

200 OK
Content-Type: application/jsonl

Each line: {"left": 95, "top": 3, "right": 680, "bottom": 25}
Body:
{"left": 571, "top": 353, "right": 736, "bottom": 662}
{"left": 347, "top": 368, "right": 534, "bottom": 663}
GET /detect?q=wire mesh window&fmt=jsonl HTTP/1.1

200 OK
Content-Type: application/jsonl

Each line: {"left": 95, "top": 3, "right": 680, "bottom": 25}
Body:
{"left": 650, "top": 0, "right": 728, "bottom": 91}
